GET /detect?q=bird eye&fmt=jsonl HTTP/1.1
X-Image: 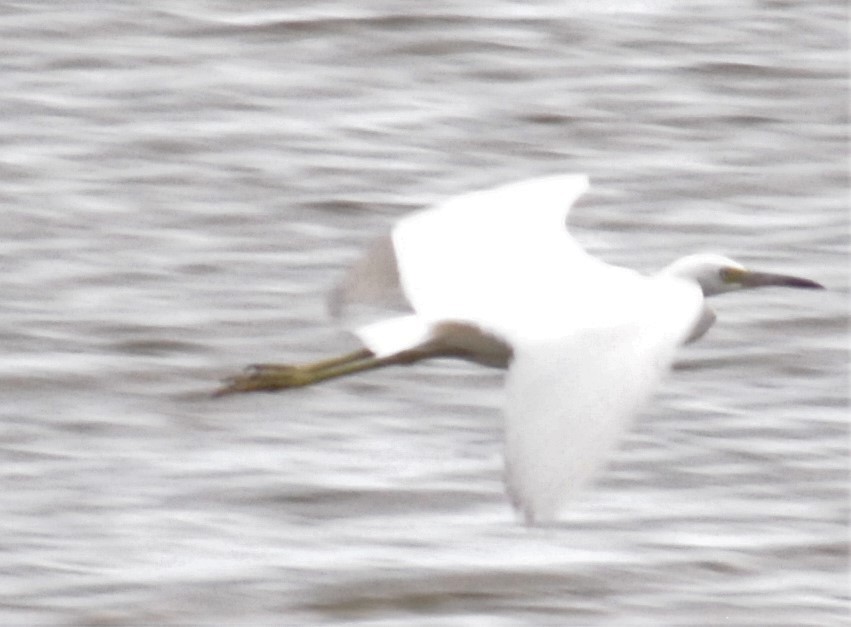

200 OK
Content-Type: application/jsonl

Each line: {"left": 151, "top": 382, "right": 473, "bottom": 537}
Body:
{"left": 719, "top": 267, "right": 744, "bottom": 284}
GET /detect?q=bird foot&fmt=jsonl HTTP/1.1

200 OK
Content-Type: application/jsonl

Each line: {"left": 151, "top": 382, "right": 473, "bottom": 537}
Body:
{"left": 214, "top": 363, "right": 313, "bottom": 396}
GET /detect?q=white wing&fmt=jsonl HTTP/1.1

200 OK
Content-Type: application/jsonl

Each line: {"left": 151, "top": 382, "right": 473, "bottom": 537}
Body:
{"left": 503, "top": 277, "right": 704, "bottom": 525}
{"left": 390, "top": 174, "right": 633, "bottom": 339}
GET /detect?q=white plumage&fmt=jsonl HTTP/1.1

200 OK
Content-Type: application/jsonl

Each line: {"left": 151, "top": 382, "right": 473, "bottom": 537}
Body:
{"left": 220, "top": 174, "right": 823, "bottom": 525}
{"left": 357, "top": 176, "right": 703, "bottom": 522}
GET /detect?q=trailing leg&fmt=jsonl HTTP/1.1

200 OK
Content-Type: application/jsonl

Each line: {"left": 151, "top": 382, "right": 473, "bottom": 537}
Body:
{"left": 214, "top": 348, "right": 431, "bottom": 396}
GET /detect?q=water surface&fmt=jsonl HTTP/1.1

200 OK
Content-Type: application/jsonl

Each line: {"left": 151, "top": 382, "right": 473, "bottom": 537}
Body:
{"left": 0, "top": 1, "right": 847, "bottom": 624}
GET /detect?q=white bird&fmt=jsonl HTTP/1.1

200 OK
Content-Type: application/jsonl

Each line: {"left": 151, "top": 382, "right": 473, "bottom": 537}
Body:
{"left": 218, "top": 174, "right": 823, "bottom": 525}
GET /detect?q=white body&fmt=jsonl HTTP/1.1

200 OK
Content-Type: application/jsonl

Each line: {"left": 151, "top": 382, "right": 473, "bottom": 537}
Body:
{"left": 218, "top": 172, "right": 817, "bottom": 519}
{"left": 335, "top": 174, "right": 707, "bottom": 524}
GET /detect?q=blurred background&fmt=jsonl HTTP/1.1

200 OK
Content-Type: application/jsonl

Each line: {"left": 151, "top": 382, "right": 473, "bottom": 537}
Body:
{"left": 0, "top": 1, "right": 847, "bottom": 625}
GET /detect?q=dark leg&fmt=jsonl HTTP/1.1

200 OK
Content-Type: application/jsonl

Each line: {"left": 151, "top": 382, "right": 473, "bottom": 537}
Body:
{"left": 214, "top": 348, "right": 430, "bottom": 396}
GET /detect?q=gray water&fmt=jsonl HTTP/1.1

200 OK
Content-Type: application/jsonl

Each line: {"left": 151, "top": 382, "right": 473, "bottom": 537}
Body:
{"left": 0, "top": 1, "right": 848, "bottom": 625}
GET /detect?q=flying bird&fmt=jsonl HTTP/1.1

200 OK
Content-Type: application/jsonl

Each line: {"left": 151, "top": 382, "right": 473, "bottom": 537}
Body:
{"left": 217, "top": 174, "right": 823, "bottom": 524}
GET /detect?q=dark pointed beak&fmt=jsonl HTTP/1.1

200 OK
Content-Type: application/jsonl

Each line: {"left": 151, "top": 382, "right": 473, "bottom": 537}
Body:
{"left": 740, "top": 270, "right": 825, "bottom": 290}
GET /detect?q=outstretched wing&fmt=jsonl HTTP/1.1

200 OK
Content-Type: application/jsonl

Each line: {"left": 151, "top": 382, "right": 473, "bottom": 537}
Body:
{"left": 332, "top": 174, "right": 629, "bottom": 356}
{"left": 503, "top": 277, "right": 704, "bottom": 525}
{"left": 390, "top": 174, "right": 625, "bottom": 334}
{"left": 331, "top": 175, "right": 589, "bottom": 320}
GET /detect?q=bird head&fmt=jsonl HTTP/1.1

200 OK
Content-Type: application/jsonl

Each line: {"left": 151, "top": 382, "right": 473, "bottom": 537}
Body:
{"left": 659, "top": 253, "right": 824, "bottom": 297}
